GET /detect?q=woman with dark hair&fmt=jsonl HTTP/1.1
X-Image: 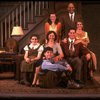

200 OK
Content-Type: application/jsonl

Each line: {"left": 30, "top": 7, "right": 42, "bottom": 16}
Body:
{"left": 20, "top": 34, "right": 44, "bottom": 86}
{"left": 45, "top": 13, "right": 62, "bottom": 42}
{"left": 45, "top": 31, "right": 64, "bottom": 61}
{"left": 31, "top": 31, "right": 64, "bottom": 87}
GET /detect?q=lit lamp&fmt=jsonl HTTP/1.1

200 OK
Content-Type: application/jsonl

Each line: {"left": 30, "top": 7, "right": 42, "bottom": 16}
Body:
{"left": 11, "top": 26, "right": 24, "bottom": 36}
{"left": 5, "top": 26, "right": 24, "bottom": 53}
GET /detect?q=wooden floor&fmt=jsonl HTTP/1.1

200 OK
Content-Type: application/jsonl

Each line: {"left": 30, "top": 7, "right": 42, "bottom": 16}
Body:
{"left": 0, "top": 72, "right": 100, "bottom": 99}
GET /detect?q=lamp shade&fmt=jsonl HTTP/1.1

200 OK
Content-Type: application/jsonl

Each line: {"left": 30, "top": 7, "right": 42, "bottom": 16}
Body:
{"left": 11, "top": 26, "right": 24, "bottom": 36}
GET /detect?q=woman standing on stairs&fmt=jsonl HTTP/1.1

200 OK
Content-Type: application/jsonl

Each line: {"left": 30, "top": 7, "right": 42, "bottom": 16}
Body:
{"left": 20, "top": 34, "right": 44, "bottom": 86}
{"left": 45, "top": 13, "right": 62, "bottom": 43}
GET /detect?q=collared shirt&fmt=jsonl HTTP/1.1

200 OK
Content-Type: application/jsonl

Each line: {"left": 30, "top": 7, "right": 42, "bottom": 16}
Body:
{"left": 24, "top": 43, "right": 43, "bottom": 51}
{"left": 68, "top": 38, "right": 75, "bottom": 43}
{"left": 69, "top": 13, "right": 75, "bottom": 22}
{"left": 41, "top": 59, "right": 68, "bottom": 72}
{"left": 68, "top": 38, "right": 75, "bottom": 51}
{"left": 24, "top": 43, "right": 44, "bottom": 57}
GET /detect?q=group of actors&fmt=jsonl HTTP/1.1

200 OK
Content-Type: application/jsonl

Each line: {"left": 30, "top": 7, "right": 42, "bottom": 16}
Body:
{"left": 19, "top": 2, "right": 97, "bottom": 89}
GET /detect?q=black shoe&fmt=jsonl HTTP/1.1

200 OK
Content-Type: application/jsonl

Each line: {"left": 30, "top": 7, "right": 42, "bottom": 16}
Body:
{"left": 67, "top": 80, "right": 83, "bottom": 89}
{"left": 75, "top": 80, "right": 84, "bottom": 85}
{"left": 20, "top": 80, "right": 31, "bottom": 86}
{"left": 88, "top": 76, "right": 94, "bottom": 80}
{"left": 31, "top": 84, "right": 40, "bottom": 87}
{"left": 31, "top": 84, "right": 36, "bottom": 87}
{"left": 36, "top": 84, "right": 40, "bottom": 87}
{"left": 20, "top": 80, "right": 25, "bottom": 85}
{"left": 24, "top": 81, "right": 31, "bottom": 86}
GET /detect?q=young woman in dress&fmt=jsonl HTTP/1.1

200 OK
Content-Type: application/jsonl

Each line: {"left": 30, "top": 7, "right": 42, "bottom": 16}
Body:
{"left": 75, "top": 21, "right": 97, "bottom": 78}
{"left": 20, "top": 34, "right": 44, "bottom": 86}
{"left": 45, "top": 13, "right": 62, "bottom": 42}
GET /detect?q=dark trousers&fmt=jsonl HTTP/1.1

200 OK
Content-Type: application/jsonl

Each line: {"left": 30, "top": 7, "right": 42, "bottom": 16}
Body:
{"left": 67, "top": 57, "right": 82, "bottom": 81}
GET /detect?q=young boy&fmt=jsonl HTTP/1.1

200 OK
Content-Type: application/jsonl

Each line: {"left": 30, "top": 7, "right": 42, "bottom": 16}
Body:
{"left": 40, "top": 47, "right": 83, "bottom": 89}
{"left": 41, "top": 46, "right": 72, "bottom": 72}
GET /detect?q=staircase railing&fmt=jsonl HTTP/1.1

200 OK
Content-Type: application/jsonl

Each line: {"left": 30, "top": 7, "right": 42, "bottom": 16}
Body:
{"left": 0, "top": 1, "right": 49, "bottom": 48}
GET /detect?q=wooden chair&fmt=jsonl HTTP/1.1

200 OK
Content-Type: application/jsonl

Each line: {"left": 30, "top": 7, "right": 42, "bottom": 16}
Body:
{"left": 5, "top": 37, "right": 18, "bottom": 53}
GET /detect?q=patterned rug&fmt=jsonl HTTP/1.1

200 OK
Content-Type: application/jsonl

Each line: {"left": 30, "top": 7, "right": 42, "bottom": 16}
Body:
{"left": 0, "top": 73, "right": 100, "bottom": 98}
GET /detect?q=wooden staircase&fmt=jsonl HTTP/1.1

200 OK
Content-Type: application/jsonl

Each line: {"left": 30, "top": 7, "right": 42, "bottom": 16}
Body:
{"left": 0, "top": 1, "right": 82, "bottom": 52}
{"left": 0, "top": 1, "right": 50, "bottom": 52}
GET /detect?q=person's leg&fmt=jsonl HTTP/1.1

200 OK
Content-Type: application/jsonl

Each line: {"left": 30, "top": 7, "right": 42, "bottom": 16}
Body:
{"left": 57, "top": 59, "right": 72, "bottom": 72}
{"left": 71, "top": 57, "right": 82, "bottom": 82}
{"left": 87, "top": 51, "right": 97, "bottom": 79}
{"left": 91, "top": 51, "right": 97, "bottom": 71}
{"left": 20, "top": 60, "right": 31, "bottom": 86}
{"left": 20, "top": 72, "right": 30, "bottom": 86}
{"left": 32, "top": 66, "right": 40, "bottom": 86}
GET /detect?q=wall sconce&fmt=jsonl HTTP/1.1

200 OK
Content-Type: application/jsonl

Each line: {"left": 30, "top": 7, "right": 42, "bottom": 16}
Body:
{"left": 11, "top": 26, "right": 24, "bottom": 36}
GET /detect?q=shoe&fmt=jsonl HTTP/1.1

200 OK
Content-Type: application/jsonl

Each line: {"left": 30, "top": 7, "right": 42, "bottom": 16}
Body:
{"left": 88, "top": 76, "right": 94, "bottom": 80}
{"left": 24, "top": 81, "right": 31, "bottom": 86}
{"left": 20, "top": 80, "right": 31, "bottom": 86}
{"left": 31, "top": 84, "right": 36, "bottom": 87}
{"left": 67, "top": 80, "right": 83, "bottom": 89}
{"left": 20, "top": 80, "right": 25, "bottom": 85}
{"left": 31, "top": 84, "right": 40, "bottom": 87}
{"left": 36, "top": 84, "right": 40, "bottom": 87}
{"left": 75, "top": 80, "right": 85, "bottom": 87}
{"left": 75, "top": 80, "right": 84, "bottom": 85}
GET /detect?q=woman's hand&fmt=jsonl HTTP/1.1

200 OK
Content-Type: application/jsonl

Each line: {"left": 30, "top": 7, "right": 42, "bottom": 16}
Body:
{"left": 75, "top": 40, "right": 81, "bottom": 44}
{"left": 54, "top": 56, "right": 62, "bottom": 62}
{"left": 30, "top": 58, "right": 34, "bottom": 62}
{"left": 62, "top": 38, "right": 67, "bottom": 43}
{"left": 25, "top": 58, "right": 31, "bottom": 63}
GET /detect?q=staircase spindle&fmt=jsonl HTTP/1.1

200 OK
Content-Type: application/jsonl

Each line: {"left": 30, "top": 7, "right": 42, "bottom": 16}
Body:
{"left": 15, "top": 8, "right": 18, "bottom": 25}
{"left": 30, "top": 1, "right": 34, "bottom": 23}
{"left": 8, "top": 15, "right": 11, "bottom": 38}
{"left": 38, "top": 1, "right": 41, "bottom": 16}
{"left": 35, "top": 1, "right": 37, "bottom": 16}
{"left": 19, "top": 4, "right": 22, "bottom": 26}
{"left": 4, "top": 18, "right": 7, "bottom": 41}
{"left": 0, "top": 22, "right": 3, "bottom": 47}
{"left": 0, "top": 1, "right": 50, "bottom": 48}
{"left": 27, "top": 1, "right": 30, "bottom": 23}
{"left": 11, "top": 11, "right": 15, "bottom": 27}
{"left": 23, "top": 2, "right": 26, "bottom": 29}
